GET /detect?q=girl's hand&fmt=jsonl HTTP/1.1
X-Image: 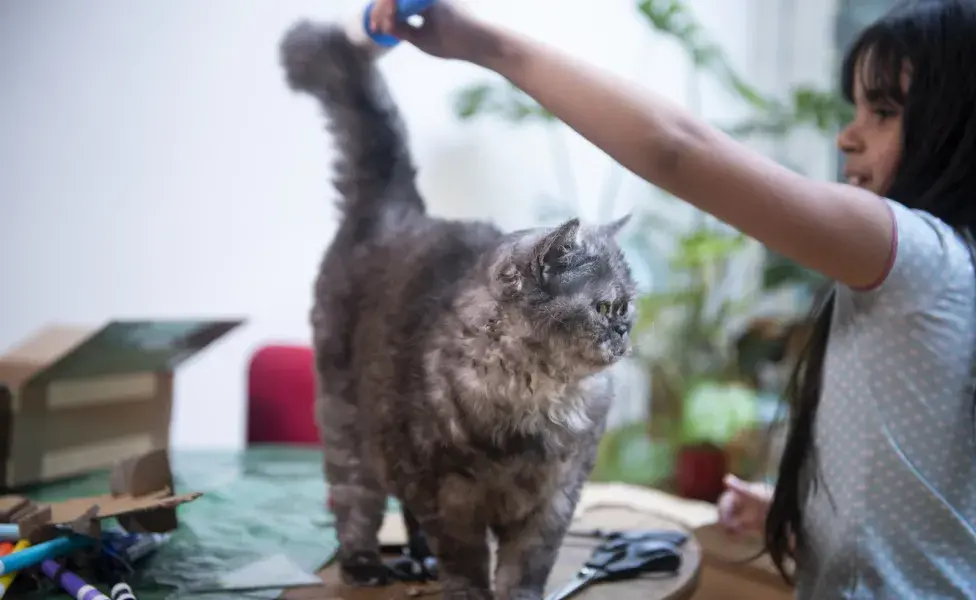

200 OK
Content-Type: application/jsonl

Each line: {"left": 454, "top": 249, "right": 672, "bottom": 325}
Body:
{"left": 367, "top": 0, "right": 498, "bottom": 64}
{"left": 717, "top": 474, "right": 773, "bottom": 536}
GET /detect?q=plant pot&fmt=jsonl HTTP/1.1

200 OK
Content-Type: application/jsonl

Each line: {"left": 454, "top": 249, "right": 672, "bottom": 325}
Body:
{"left": 675, "top": 442, "right": 728, "bottom": 503}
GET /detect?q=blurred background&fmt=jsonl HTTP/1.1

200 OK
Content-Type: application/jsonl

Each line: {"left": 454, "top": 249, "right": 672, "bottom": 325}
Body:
{"left": 0, "top": 0, "right": 894, "bottom": 495}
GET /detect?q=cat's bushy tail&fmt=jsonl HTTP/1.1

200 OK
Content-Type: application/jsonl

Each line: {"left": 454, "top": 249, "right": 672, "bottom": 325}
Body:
{"left": 280, "top": 20, "right": 424, "bottom": 225}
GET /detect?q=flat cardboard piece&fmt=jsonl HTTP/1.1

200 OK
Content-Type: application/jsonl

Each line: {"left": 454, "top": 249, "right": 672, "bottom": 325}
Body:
{"left": 0, "top": 320, "right": 243, "bottom": 488}
{"left": 3, "top": 449, "right": 203, "bottom": 542}
{"left": 0, "top": 494, "right": 30, "bottom": 521}
{"left": 183, "top": 554, "right": 323, "bottom": 594}
{"left": 281, "top": 484, "right": 703, "bottom": 600}
{"left": 0, "top": 321, "right": 243, "bottom": 384}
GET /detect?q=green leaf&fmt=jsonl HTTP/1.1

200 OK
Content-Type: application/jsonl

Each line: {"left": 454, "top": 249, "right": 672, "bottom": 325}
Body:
{"left": 593, "top": 422, "right": 674, "bottom": 485}
{"left": 724, "top": 70, "right": 774, "bottom": 111}
{"left": 634, "top": 288, "right": 701, "bottom": 334}
{"left": 721, "top": 117, "right": 793, "bottom": 138}
{"left": 454, "top": 84, "right": 556, "bottom": 123}
{"left": 789, "top": 86, "right": 853, "bottom": 131}
{"left": 669, "top": 228, "right": 747, "bottom": 269}
{"left": 762, "top": 252, "right": 824, "bottom": 291}
{"left": 451, "top": 82, "right": 556, "bottom": 124}
{"left": 680, "top": 381, "right": 759, "bottom": 445}
{"left": 452, "top": 84, "right": 494, "bottom": 120}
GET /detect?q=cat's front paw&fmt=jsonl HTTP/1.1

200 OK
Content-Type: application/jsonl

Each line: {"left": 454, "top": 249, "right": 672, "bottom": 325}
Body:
{"left": 340, "top": 550, "right": 392, "bottom": 587}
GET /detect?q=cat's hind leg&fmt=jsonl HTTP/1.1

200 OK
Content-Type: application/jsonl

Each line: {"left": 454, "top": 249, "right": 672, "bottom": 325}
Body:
{"left": 315, "top": 310, "right": 390, "bottom": 586}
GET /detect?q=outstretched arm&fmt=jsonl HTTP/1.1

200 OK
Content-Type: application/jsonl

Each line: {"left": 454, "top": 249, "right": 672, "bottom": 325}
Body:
{"left": 476, "top": 28, "right": 894, "bottom": 290}
{"left": 377, "top": 1, "right": 895, "bottom": 290}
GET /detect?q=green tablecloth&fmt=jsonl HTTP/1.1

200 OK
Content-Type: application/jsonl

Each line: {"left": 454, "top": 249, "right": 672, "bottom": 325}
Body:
{"left": 18, "top": 445, "right": 342, "bottom": 600}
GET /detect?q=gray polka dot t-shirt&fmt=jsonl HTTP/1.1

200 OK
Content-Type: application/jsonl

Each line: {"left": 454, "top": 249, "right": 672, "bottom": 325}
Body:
{"left": 797, "top": 199, "right": 976, "bottom": 599}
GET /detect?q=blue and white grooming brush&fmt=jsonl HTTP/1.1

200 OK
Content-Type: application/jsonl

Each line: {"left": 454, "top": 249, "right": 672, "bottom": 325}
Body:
{"left": 346, "top": 0, "right": 438, "bottom": 51}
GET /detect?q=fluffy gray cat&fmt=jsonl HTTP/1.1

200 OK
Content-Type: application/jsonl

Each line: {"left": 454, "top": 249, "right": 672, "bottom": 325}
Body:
{"left": 280, "top": 19, "right": 637, "bottom": 600}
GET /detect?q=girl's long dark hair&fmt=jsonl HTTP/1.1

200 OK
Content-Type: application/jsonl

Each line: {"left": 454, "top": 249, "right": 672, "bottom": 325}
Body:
{"left": 765, "top": 0, "right": 976, "bottom": 583}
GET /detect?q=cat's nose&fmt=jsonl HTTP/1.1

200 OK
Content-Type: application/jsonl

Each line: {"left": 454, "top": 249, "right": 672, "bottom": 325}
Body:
{"left": 612, "top": 322, "right": 629, "bottom": 337}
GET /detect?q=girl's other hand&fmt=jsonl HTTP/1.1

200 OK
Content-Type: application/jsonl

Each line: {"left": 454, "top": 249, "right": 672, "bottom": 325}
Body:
{"left": 367, "top": 0, "right": 497, "bottom": 64}
{"left": 717, "top": 474, "right": 773, "bottom": 536}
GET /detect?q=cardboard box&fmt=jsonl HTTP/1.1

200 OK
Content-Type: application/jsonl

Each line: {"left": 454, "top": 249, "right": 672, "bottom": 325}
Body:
{"left": 0, "top": 320, "right": 242, "bottom": 489}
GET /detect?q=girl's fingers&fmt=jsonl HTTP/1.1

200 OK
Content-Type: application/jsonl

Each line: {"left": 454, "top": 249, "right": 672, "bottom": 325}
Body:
{"left": 384, "top": 12, "right": 395, "bottom": 33}
{"left": 717, "top": 490, "right": 735, "bottom": 518}
{"left": 723, "top": 473, "right": 746, "bottom": 489}
{"left": 368, "top": 0, "right": 381, "bottom": 31}
{"left": 724, "top": 474, "right": 771, "bottom": 503}
{"left": 717, "top": 490, "right": 745, "bottom": 533}
{"left": 718, "top": 507, "right": 744, "bottom": 535}
{"left": 371, "top": 0, "right": 396, "bottom": 33}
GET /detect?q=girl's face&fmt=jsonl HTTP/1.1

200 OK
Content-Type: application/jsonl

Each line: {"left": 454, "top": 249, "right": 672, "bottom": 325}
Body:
{"left": 836, "top": 57, "right": 906, "bottom": 197}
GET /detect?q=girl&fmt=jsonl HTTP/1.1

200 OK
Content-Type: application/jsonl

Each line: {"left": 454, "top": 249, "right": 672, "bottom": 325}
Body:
{"left": 369, "top": 0, "right": 976, "bottom": 596}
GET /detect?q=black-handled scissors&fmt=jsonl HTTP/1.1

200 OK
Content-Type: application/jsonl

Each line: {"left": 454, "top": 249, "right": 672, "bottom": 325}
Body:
{"left": 545, "top": 538, "right": 682, "bottom": 600}
{"left": 381, "top": 539, "right": 439, "bottom": 583}
{"left": 567, "top": 528, "right": 689, "bottom": 547}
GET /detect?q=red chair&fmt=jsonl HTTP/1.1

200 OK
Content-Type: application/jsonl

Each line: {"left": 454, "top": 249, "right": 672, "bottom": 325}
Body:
{"left": 247, "top": 344, "right": 320, "bottom": 446}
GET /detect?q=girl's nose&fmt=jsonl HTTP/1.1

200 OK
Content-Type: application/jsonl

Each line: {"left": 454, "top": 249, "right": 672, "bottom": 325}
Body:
{"left": 836, "top": 122, "right": 863, "bottom": 154}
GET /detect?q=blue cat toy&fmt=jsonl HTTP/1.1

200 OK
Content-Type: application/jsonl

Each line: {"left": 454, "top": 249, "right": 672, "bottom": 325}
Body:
{"left": 362, "top": 0, "right": 438, "bottom": 47}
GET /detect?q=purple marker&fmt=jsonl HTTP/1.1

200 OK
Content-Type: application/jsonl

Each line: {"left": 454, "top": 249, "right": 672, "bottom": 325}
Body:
{"left": 40, "top": 560, "right": 109, "bottom": 600}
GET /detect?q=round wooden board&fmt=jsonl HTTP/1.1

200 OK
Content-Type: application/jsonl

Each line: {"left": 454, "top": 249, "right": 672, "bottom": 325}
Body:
{"left": 550, "top": 506, "right": 701, "bottom": 600}
{"left": 282, "top": 507, "right": 700, "bottom": 600}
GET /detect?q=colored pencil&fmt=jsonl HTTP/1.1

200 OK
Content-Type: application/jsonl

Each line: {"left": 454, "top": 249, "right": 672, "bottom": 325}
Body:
{"left": 0, "top": 526, "right": 18, "bottom": 542}
{"left": 0, "top": 535, "right": 92, "bottom": 575}
{"left": 0, "top": 543, "right": 12, "bottom": 557}
{"left": 41, "top": 559, "right": 109, "bottom": 600}
{"left": 0, "top": 540, "right": 31, "bottom": 598}
{"left": 110, "top": 581, "right": 138, "bottom": 600}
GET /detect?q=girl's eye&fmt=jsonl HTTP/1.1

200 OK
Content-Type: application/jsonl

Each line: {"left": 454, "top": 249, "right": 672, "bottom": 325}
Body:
{"left": 596, "top": 302, "right": 611, "bottom": 316}
{"left": 872, "top": 107, "right": 897, "bottom": 122}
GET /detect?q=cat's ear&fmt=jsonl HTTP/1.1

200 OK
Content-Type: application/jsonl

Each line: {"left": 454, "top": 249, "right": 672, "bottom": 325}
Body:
{"left": 533, "top": 218, "right": 581, "bottom": 273}
{"left": 599, "top": 213, "right": 632, "bottom": 238}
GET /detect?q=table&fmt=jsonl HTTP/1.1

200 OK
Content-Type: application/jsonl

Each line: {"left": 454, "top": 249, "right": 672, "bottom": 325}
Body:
{"left": 21, "top": 446, "right": 338, "bottom": 600}
{"left": 16, "top": 447, "right": 701, "bottom": 600}
{"left": 285, "top": 506, "right": 701, "bottom": 600}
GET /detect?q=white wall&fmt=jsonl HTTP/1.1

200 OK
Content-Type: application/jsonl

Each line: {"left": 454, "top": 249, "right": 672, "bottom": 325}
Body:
{"left": 0, "top": 0, "right": 837, "bottom": 449}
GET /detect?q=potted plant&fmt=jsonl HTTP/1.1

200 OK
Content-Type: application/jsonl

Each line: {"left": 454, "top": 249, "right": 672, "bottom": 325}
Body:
{"left": 622, "top": 210, "right": 764, "bottom": 500}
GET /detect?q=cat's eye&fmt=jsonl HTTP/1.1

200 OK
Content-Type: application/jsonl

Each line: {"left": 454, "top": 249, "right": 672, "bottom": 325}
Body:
{"left": 618, "top": 301, "right": 629, "bottom": 315}
{"left": 596, "top": 301, "right": 611, "bottom": 316}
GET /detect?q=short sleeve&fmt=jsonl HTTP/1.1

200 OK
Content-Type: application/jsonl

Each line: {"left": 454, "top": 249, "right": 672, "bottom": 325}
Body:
{"left": 850, "top": 199, "right": 973, "bottom": 311}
